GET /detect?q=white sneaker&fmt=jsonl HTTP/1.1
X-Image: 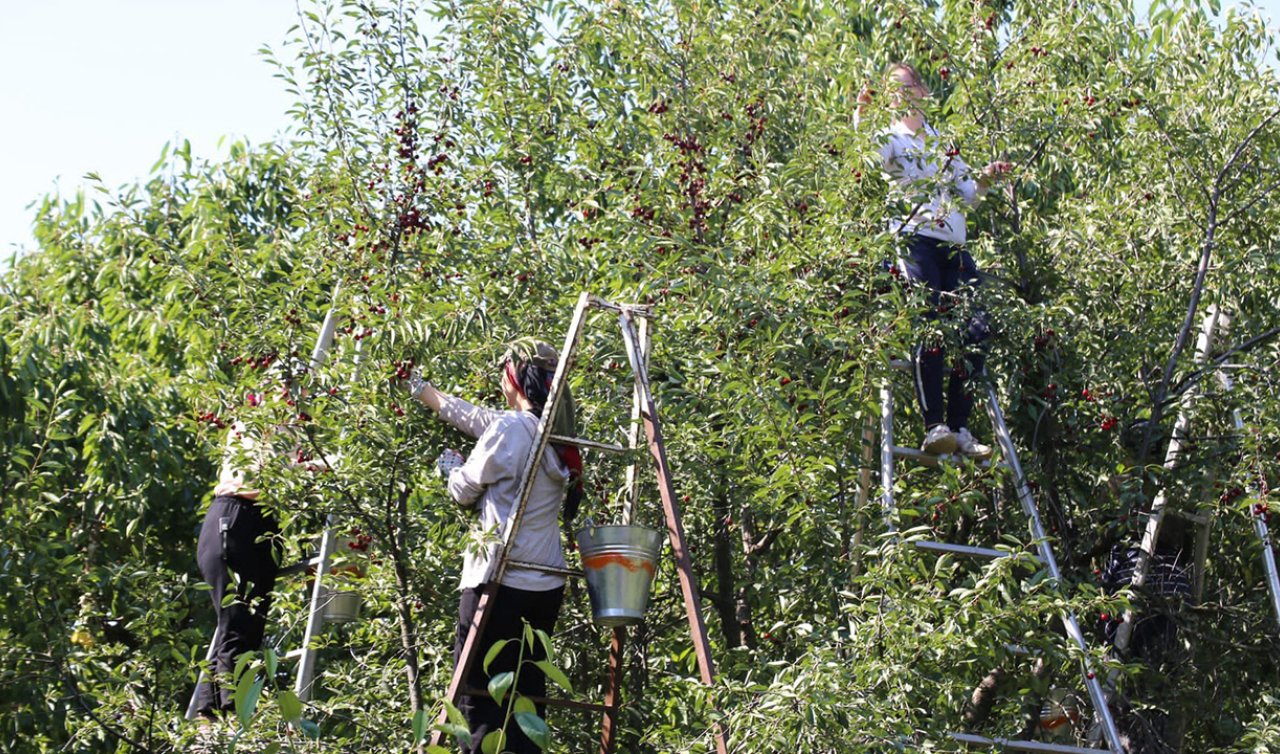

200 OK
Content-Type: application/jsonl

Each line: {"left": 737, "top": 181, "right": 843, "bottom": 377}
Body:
{"left": 955, "top": 427, "right": 993, "bottom": 459}
{"left": 922, "top": 425, "right": 958, "bottom": 455}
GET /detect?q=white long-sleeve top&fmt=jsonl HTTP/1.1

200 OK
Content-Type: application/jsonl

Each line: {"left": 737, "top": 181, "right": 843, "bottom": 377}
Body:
{"left": 437, "top": 393, "right": 569, "bottom": 591}
{"left": 878, "top": 120, "right": 980, "bottom": 244}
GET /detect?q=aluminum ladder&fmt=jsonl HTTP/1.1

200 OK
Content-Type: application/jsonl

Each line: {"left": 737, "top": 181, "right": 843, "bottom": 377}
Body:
{"left": 878, "top": 359, "right": 1124, "bottom": 754}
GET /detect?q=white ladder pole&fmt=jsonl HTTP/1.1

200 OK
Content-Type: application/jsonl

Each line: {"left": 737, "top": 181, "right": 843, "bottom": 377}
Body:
{"left": 1113, "top": 308, "right": 1223, "bottom": 657}
{"left": 294, "top": 519, "right": 337, "bottom": 701}
{"left": 184, "top": 624, "right": 223, "bottom": 719}
{"left": 1224, "top": 399, "right": 1280, "bottom": 631}
{"left": 880, "top": 375, "right": 897, "bottom": 532}
{"left": 292, "top": 291, "right": 346, "bottom": 702}
{"left": 984, "top": 385, "right": 1125, "bottom": 754}
{"left": 621, "top": 315, "right": 650, "bottom": 526}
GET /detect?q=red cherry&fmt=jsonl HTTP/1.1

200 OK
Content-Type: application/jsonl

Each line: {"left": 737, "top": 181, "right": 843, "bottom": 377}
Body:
{"left": 780, "top": 377, "right": 792, "bottom": 386}
{"left": 939, "top": 67, "right": 950, "bottom": 80}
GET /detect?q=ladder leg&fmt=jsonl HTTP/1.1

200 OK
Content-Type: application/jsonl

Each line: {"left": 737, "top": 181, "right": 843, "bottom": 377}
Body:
{"left": 880, "top": 376, "right": 897, "bottom": 533}
{"left": 185, "top": 624, "right": 223, "bottom": 720}
{"left": 983, "top": 384, "right": 1125, "bottom": 754}
{"left": 429, "top": 581, "right": 502, "bottom": 748}
{"left": 599, "top": 627, "right": 626, "bottom": 754}
{"left": 295, "top": 520, "right": 337, "bottom": 702}
{"left": 1256, "top": 514, "right": 1280, "bottom": 631}
{"left": 432, "top": 296, "right": 594, "bottom": 748}
{"left": 620, "top": 311, "right": 729, "bottom": 754}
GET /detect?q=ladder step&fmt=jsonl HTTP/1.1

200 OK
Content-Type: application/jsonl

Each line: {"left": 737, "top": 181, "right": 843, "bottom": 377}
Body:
{"left": 913, "top": 540, "right": 1011, "bottom": 560}
{"left": 1169, "top": 508, "right": 1210, "bottom": 525}
{"left": 463, "top": 686, "right": 612, "bottom": 713}
{"left": 950, "top": 732, "right": 1106, "bottom": 753}
{"left": 889, "top": 358, "right": 913, "bottom": 373}
{"left": 278, "top": 554, "right": 324, "bottom": 577}
{"left": 891, "top": 445, "right": 1002, "bottom": 469}
{"left": 507, "top": 559, "right": 584, "bottom": 579}
{"left": 549, "top": 434, "right": 629, "bottom": 454}
{"left": 283, "top": 648, "right": 307, "bottom": 661}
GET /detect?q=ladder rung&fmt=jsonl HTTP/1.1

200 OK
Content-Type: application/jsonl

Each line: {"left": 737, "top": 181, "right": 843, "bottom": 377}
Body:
{"left": 950, "top": 732, "right": 1106, "bottom": 753}
{"left": 891, "top": 445, "right": 1001, "bottom": 469}
{"left": 463, "top": 687, "right": 613, "bottom": 713}
{"left": 549, "top": 434, "right": 629, "bottom": 454}
{"left": 1169, "top": 509, "right": 1210, "bottom": 525}
{"left": 889, "top": 358, "right": 913, "bottom": 373}
{"left": 278, "top": 555, "right": 322, "bottom": 577}
{"left": 283, "top": 648, "right": 307, "bottom": 661}
{"left": 913, "top": 540, "right": 1012, "bottom": 560}
{"left": 507, "top": 559, "right": 584, "bottom": 579}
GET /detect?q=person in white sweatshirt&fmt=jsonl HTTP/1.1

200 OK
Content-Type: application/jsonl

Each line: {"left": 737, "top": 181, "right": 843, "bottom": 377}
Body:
{"left": 405, "top": 339, "right": 582, "bottom": 754}
{"left": 859, "top": 62, "right": 1010, "bottom": 458}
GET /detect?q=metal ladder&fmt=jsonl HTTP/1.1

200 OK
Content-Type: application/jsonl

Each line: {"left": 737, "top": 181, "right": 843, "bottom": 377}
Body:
{"left": 1110, "top": 306, "right": 1280, "bottom": 663}
{"left": 877, "top": 359, "right": 1124, "bottom": 754}
{"left": 428, "top": 291, "right": 729, "bottom": 754}
{"left": 1224, "top": 377, "right": 1280, "bottom": 631}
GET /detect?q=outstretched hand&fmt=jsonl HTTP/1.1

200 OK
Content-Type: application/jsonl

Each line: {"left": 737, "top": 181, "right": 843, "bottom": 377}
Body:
{"left": 980, "top": 161, "right": 1013, "bottom": 181}
{"left": 436, "top": 449, "right": 464, "bottom": 477}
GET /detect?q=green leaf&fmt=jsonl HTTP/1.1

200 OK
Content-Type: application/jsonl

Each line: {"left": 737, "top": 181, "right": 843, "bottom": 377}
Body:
{"left": 412, "top": 709, "right": 429, "bottom": 743}
{"left": 513, "top": 696, "right": 536, "bottom": 716}
{"left": 514, "top": 712, "right": 550, "bottom": 750}
{"left": 488, "top": 670, "right": 514, "bottom": 706}
{"left": 533, "top": 628, "right": 555, "bottom": 662}
{"left": 263, "top": 647, "right": 277, "bottom": 680}
{"left": 444, "top": 699, "right": 467, "bottom": 728}
{"left": 277, "top": 689, "right": 302, "bottom": 723}
{"left": 481, "top": 729, "right": 507, "bottom": 754}
{"left": 483, "top": 638, "right": 511, "bottom": 673}
{"left": 234, "top": 673, "right": 264, "bottom": 729}
{"left": 534, "top": 660, "right": 572, "bottom": 694}
{"left": 297, "top": 719, "right": 320, "bottom": 739}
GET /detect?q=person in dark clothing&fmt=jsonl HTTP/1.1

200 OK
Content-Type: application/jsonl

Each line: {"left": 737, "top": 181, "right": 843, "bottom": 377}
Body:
{"left": 192, "top": 422, "right": 285, "bottom": 719}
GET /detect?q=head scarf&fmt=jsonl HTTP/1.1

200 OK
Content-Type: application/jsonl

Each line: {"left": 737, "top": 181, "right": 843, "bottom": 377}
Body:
{"left": 500, "top": 338, "right": 583, "bottom": 521}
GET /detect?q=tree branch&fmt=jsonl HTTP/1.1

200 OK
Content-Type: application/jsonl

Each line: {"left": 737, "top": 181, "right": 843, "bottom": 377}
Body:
{"left": 1141, "top": 187, "right": 1220, "bottom": 463}
{"left": 1216, "top": 103, "right": 1280, "bottom": 188}
{"left": 1164, "top": 326, "right": 1280, "bottom": 404}
{"left": 1220, "top": 174, "right": 1280, "bottom": 227}
{"left": 62, "top": 670, "right": 159, "bottom": 754}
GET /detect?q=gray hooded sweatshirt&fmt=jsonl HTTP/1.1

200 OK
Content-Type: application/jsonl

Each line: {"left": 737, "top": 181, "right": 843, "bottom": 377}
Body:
{"left": 438, "top": 394, "right": 569, "bottom": 591}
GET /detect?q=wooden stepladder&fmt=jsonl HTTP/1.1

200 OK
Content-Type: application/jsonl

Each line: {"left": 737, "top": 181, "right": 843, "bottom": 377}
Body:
{"left": 875, "top": 359, "right": 1125, "bottom": 754}
{"left": 429, "top": 292, "right": 729, "bottom": 754}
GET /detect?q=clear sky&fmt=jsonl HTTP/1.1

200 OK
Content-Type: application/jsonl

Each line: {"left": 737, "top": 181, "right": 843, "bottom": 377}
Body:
{"left": 0, "top": 1, "right": 299, "bottom": 258}
{"left": 1, "top": 1, "right": 1277, "bottom": 259}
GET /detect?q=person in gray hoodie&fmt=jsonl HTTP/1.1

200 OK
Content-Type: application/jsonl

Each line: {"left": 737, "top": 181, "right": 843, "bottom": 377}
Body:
{"left": 405, "top": 339, "right": 582, "bottom": 754}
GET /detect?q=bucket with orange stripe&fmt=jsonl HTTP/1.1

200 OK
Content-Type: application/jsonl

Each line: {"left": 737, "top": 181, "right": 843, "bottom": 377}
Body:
{"left": 577, "top": 524, "right": 664, "bottom": 627}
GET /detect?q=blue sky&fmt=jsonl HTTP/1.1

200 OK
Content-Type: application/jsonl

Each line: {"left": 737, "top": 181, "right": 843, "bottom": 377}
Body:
{"left": 1, "top": 0, "right": 1278, "bottom": 258}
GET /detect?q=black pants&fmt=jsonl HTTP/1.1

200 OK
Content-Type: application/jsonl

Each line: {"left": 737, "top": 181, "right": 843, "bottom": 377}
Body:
{"left": 903, "top": 235, "right": 990, "bottom": 430}
{"left": 455, "top": 584, "right": 565, "bottom": 754}
{"left": 193, "top": 495, "right": 280, "bottom": 716}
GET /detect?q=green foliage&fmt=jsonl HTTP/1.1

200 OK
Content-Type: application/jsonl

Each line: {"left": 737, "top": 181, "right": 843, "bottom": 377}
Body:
{"left": 2, "top": 0, "right": 1280, "bottom": 751}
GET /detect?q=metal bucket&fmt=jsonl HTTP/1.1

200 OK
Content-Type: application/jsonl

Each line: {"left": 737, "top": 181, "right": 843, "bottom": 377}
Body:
{"left": 321, "top": 587, "right": 362, "bottom": 623}
{"left": 577, "top": 524, "right": 663, "bottom": 627}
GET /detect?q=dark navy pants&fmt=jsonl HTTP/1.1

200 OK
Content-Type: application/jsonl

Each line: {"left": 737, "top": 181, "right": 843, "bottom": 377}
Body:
{"left": 455, "top": 583, "right": 565, "bottom": 754}
{"left": 193, "top": 495, "right": 280, "bottom": 716}
{"left": 901, "top": 234, "right": 990, "bottom": 430}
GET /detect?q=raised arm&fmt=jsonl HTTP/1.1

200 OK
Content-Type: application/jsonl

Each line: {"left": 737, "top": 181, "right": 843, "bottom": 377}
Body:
{"left": 405, "top": 372, "right": 504, "bottom": 439}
